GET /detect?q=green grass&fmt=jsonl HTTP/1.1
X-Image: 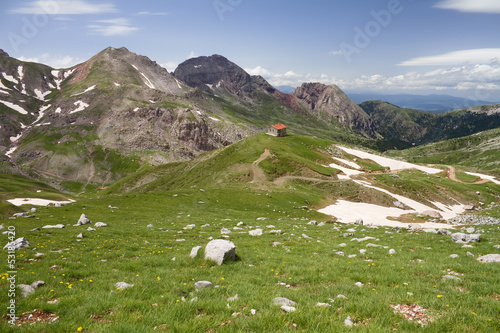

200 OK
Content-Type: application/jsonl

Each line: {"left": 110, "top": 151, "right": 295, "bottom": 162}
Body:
{"left": 1, "top": 188, "right": 499, "bottom": 332}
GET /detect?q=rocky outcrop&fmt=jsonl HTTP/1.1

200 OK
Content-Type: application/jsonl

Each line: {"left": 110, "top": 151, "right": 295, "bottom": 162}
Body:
{"left": 291, "top": 83, "right": 377, "bottom": 138}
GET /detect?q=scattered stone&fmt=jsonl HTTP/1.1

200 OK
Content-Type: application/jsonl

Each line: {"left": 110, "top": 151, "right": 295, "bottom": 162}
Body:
{"left": 360, "top": 249, "right": 366, "bottom": 254}
{"left": 13, "top": 212, "right": 28, "bottom": 218}
{"left": 87, "top": 227, "right": 96, "bottom": 231}
{"left": 465, "top": 227, "right": 475, "bottom": 233}
{"left": 42, "top": 224, "right": 65, "bottom": 229}
{"left": 450, "top": 254, "right": 459, "bottom": 258}
{"left": 391, "top": 304, "right": 431, "bottom": 326}
{"left": 31, "top": 281, "right": 45, "bottom": 289}
{"left": 266, "top": 225, "right": 275, "bottom": 229}
{"left": 75, "top": 213, "right": 91, "bottom": 226}
{"left": 190, "top": 246, "right": 202, "bottom": 259}
{"left": 94, "top": 222, "right": 108, "bottom": 227}
{"left": 451, "top": 233, "right": 480, "bottom": 243}
{"left": 249, "top": 229, "right": 263, "bottom": 236}
{"left": 19, "top": 280, "right": 45, "bottom": 297}
{"left": 464, "top": 205, "right": 475, "bottom": 211}
{"left": 437, "top": 229, "right": 451, "bottom": 236}
{"left": 307, "top": 220, "right": 318, "bottom": 225}
{"left": 273, "top": 297, "right": 296, "bottom": 307}
{"left": 343, "top": 233, "right": 354, "bottom": 237}
{"left": 351, "top": 237, "right": 376, "bottom": 242}
{"left": 389, "top": 249, "right": 396, "bottom": 255}
{"left": 355, "top": 282, "right": 364, "bottom": 288}
{"left": 30, "top": 208, "right": 37, "bottom": 213}
{"left": 269, "top": 230, "right": 282, "bottom": 235}
{"left": 195, "top": 281, "right": 213, "bottom": 290}
{"left": 77, "top": 233, "right": 83, "bottom": 238}
{"left": 423, "top": 228, "right": 437, "bottom": 234}
{"left": 184, "top": 224, "right": 196, "bottom": 230}
{"left": 115, "top": 282, "right": 134, "bottom": 290}
{"left": 348, "top": 254, "right": 357, "bottom": 258}
{"left": 344, "top": 316, "right": 354, "bottom": 327}
{"left": 302, "top": 234, "right": 312, "bottom": 239}
{"left": 220, "top": 228, "right": 231, "bottom": 234}
{"left": 251, "top": 309, "right": 257, "bottom": 315}
{"left": 47, "top": 298, "right": 59, "bottom": 304}
{"left": 394, "top": 201, "right": 405, "bottom": 209}
{"left": 407, "top": 224, "right": 422, "bottom": 232}
{"left": 476, "top": 254, "right": 500, "bottom": 263}
{"left": 3, "top": 237, "right": 29, "bottom": 250}
{"left": 443, "top": 275, "right": 461, "bottom": 281}
{"left": 335, "top": 251, "right": 345, "bottom": 256}
{"left": 227, "top": 294, "right": 238, "bottom": 302}
{"left": 467, "top": 251, "right": 474, "bottom": 257}
{"left": 237, "top": 222, "right": 244, "bottom": 226}
{"left": 392, "top": 226, "right": 400, "bottom": 232}
{"left": 316, "top": 302, "right": 331, "bottom": 308}
{"left": 339, "top": 243, "right": 347, "bottom": 247}
{"left": 355, "top": 218, "right": 363, "bottom": 225}
{"left": 281, "top": 305, "right": 296, "bottom": 312}
{"left": 337, "top": 294, "right": 347, "bottom": 299}
{"left": 256, "top": 217, "right": 267, "bottom": 220}
{"left": 204, "top": 239, "right": 236, "bottom": 265}
{"left": 147, "top": 224, "right": 154, "bottom": 228}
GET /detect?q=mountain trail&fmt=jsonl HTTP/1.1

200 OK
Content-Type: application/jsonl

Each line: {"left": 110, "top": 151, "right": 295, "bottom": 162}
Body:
{"left": 250, "top": 149, "right": 271, "bottom": 183}
{"left": 446, "top": 166, "right": 489, "bottom": 184}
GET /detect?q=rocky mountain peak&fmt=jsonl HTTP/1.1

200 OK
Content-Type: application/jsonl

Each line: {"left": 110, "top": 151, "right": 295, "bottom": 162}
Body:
{"left": 174, "top": 54, "right": 253, "bottom": 94}
{"left": 0, "top": 49, "right": 9, "bottom": 57}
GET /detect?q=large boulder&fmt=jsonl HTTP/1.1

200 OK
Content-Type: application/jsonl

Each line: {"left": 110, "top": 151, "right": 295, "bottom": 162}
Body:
{"left": 476, "top": 254, "right": 500, "bottom": 263}
{"left": 3, "top": 237, "right": 29, "bottom": 250}
{"left": 451, "top": 233, "right": 480, "bottom": 243}
{"left": 75, "top": 214, "right": 91, "bottom": 226}
{"left": 204, "top": 239, "right": 236, "bottom": 265}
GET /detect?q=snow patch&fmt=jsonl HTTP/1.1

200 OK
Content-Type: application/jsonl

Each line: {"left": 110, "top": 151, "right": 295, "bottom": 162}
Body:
{"left": 133, "top": 107, "right": 139, "bottom": 112}
{"left": 0, "top": 100, "right": 28, "bottom": 114}
{"left": 55, "top": 107, "right": 62, "bottom": 114}
{"left": 337, "top": 146, "right": 441, "bottom": 174}
{"left": 7, "top": 198, "right": 75, "bottom": 207}
{"left": 35, "top": 122, "right": 51, "bottom": 127}
{"left": 51, "top": 70, "right": 60, "bottom": 77}
{"left": 328, "top": 163, "right": 363, "bottom": 178}
{"left": 194, "top": 65, "right": 202, "bottom": 68}
{"left": 32, "top": 104, "right": 51, "bottom": 125}
{"left": 131, "top": 64, "right": 155, "bottom": 89}
{"left": 20, "top": 123, "right": 27, "bottom": 129}
{"left": 17, "top": 66, "right": 24, "bottom": 80}
{"left": 205, "top": 84, "right": 213, "bottom": 89}
{"left": 114, "top": 82, "right": 121, "bottom": 86}
{"left": 10, "top": 133, "right": 22, "bottom": 142}
{"left": 64, "top": 68, "right": 75, "bottom": 79}
{"left": 209, "top": 116, "right": 220, "bottom": 122}
{"left": 71, "top": 85, "right": 96, "bottom": 96}
{"left": 5, "top": 147, "right": 17, "bottom": 158}
{"left": 2, "top": 72, "right": 18, "bottom": 84}
{"left": 69, "top": 100, "right": 89, "bottom": 114}
{"left": 174, "top": 78, "right": 182, "bottom": 89}
{"left": 196, "top": 111, "right": 202, "bottom": 115}
{"left": 0, "top": 80, "right": 12, "bottom": 91}
{"left": 48, "top": 83, "right": 55, "bottom": 89}
{"left": 148, "top": 100, "right": 156, "bottom": 103}
{"left": 34, "top": 89, "right": 51, "bottom": 101}
{"left": 21, "top": 83, "right": 27, "bottom": 95}
{"left": 0, "top": 90, "right": 8, "bottom": 95}
{"left": 465, "top": 172, "right": 500, "bottom": 185}
{"left": 333, "top": 157, "right": 361, "bottom": 169}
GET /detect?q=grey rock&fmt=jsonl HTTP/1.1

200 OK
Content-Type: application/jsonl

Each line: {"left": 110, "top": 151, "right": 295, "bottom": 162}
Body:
{"left": 302, "top": 234, "right": 312, "bottom": 239}
{"left": 407, "top": 224, "right": 422, "bottom": 232}
{"left": 392, "top": 226, "right": 400, "bottom": 232}
{"left": 13, "top": 212, "right": 28, "bottom": 218}
{"left": 281, "top": 305, "right": 296, "bottom": 312}
{"left": 195, "top": 280, "right": 213, "bottom": 290}
{"left": 394, "top": 201, "right": 405, "bottom": 209}
{"left": 77, "top": 233, "right": 84, "bottom": 238}
{"left": 476, "top": 254, "right": 500, "bottom": 263}
{"left": 467, "top": 251, "right": 474, "bottom": 257}
{"left": 450, "top": 254, "right": 459, "bottom": 258}
{"left": 94, "top": 222, "right": 108, "bottom": 227}
{"left": 31, "top": 281, "right": 45, "bottom": 289}
{"left": 190, "top": 246, "right": 202, "bottom": 259}
{"left": 273, "top": 297, "right": 296, "bottom": 307}
{"left": 147, "top": 224, "right": 154, "bottom": 228}
{"left": 249, "top": 229, "right": 263, "bottom": 236}
{"left": 343, "top": 233, "right": 354, "bottom": 237}
{"left": 18, "top": 284, "right": 35, "bottom": 297}
{"left": 42, "top": 224, "right": 65, "bottom": 229}
{"left": 355, "top": 218, "right": 363, "bottom": 225}
{"left": 466, "top": 227, "right": 475, "bottom": 233}
{"left": 437, "top": 229, "right": 451, "bottom": 236}
{"left": 115, "top": 281, "right": 134, "bottom": 290}
{"left": 31, "top": 227, "right": 41, "bottom": 231}
{"left": 451, "top": 233, "right": 481, "bottom": 243}
{"left": 87, "top": 227, "right": 96, "bottom": 231}
{"left": 423, "top": 228, "right": 438, "bottom": 233}
{"left": 442, "top": 275, "right": 461, "bottom": 281}
{"left": 389, "top": 249, "right": 396, "bottom": 255}
{"left": 220, "top": 228, "right": 231, "bottom": 234}
{"left": 307, "top": 220, "right": 318, "bottom": 225}
{"left": 269, "top": 230, "right": 282, "bottom": 235}
{"left": 355, "top": 282, "right": 364, "bottom": 287}
{"left": 30, "top": 208, "right": 37, "bottom": 213}
{"left": 204, "top": 239, "right": 236, "bottom": 265}
{"left": 316, "top": 302, "right": 331, "bottom": 308}
{"left": 227, "top": 294, "right": 238, "bottom": 302}
{"left": 75, "top": 213, "right": 91, "bottom": 226}
{"left": 3, "top": 237, "right": 29, "bottom": 250}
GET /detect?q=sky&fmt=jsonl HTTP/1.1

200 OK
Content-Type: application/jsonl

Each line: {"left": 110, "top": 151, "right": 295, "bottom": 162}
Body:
{"left": 0, "top": 0, "right": 499, "bottom": 102}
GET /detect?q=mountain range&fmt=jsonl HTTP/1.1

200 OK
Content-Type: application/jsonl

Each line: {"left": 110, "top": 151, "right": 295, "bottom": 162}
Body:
{"left": 1, "top": 46, "right": 499, "bottom": 190}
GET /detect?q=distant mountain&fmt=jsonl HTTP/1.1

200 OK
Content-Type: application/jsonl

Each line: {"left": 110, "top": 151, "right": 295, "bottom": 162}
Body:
{"left": 275, "top": 85, "right": 297, "bottom": 94}
{"left": 360, "top": 100, "right": 500, "bottom": 149}
{"left": 347, "top": 93, "right": 497, "bottom": 113}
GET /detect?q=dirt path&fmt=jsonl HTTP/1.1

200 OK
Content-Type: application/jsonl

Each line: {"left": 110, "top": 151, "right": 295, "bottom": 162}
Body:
{"left": 250, "top": 149, "right": 271, "bottom": 183}
{"left": 446, "top": 166, "right": 490, "bottom": 184}
{"left": 273, "top": 176, "right": 341, "bottom": 186}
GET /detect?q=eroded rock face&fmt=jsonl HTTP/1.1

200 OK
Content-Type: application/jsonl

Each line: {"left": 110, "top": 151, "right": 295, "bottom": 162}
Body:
{"left": 204, "top": 239, "right": 236, "bottom": 265}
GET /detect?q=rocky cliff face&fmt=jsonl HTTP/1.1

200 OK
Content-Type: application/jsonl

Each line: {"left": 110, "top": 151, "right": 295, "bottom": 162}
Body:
{"left": 291, "top": 83, "right": 377, "bottom": 138}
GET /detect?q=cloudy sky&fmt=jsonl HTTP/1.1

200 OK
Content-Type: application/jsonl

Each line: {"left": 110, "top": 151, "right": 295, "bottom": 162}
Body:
{"left": 1, "top": 0, "right": 499, "bottom": 101}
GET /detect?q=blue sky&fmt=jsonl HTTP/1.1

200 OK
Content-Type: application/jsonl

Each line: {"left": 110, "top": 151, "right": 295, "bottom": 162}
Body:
{"left": 1, "top": 0, "right": 499, "bottom": 101}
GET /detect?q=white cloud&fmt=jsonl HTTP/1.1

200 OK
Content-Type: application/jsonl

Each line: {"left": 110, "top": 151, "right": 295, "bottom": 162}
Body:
{"left": 88, "top": 18, "right": 139, "bottom": 36}
{"left": 245, "top": 66, "right": 271, "bottom": 77}
{"left": 187, "top": 51, "right": 198, "bottom": 59}
{"left": 136, "top": 11, "right": 168, "bottom": 16}
{"left": 160, "top": 61, "right": 179, "bottom": 72}
{"left": 329, "top": 50, "right": 343, "bottom": 56}
{"left": 17, "top": 54, "right": 83, "bottom": 68}
{"left": 434, "top": 0, "right": 500, "bottom": 14}
{"left": 399, "top": 48, "right": 500, "bottom": 66}
{"left": 10, "top": 0, "right": 117, "bottom": 15}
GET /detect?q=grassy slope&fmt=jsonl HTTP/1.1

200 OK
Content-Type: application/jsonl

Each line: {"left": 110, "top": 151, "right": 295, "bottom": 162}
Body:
{"left": 387, "top": 128, "right": 500, "bottom": 176}
{"left": 1, "top": 133, "right": 500, "bottom": 332}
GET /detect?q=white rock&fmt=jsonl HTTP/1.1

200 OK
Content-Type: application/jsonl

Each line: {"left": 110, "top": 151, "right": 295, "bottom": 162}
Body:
{"left": 75, "top": 213, "right": 91, "bottom": 226}
{"left": 227, "top": 294, "right": 238, "bottom": 302}
{"left": 389, "top": 249, "right": 396, "bottom": 255}
{"left": 204, "top": 239, "right": 236, "bottom": 265}
{"left": 476, "top": 254, "right": 500, "bottom": 263}
{"left": 190, "top": 246, "right": 202, "bottom": 259}
{"left": 3, "top": 237, "right": 29, "bottom": 250}
{"left": 281, "top": 305, "right": 296, "bottom": 312}
{"left": 249, "top": 229, "right": 263, "bottom": 236}
{"left": 87, "top": 227, "right": 96, "bottom": 231}
{"left": 250, "top": 309, "right": 256, "bottom": 315}
{"left": 316, "top": 302, "right": 331, "bottom": 308}
{"left": 42, "top": 224, "right": 65, "bottom": 229}
{"left": 195, "top": 280, "right": 213, "bottom": 290}
{"left": 344, "top": 316, "right": 354, "bottom": 327}
{"left": 302, "top": 234, "right": 312, "bottom": 239}
{"left": 273, "top": 297, "right": 296, "bottom": 307}
{"left": 450, "top": 254, "right": 459, "bottom": 258}
{"left": 94, "top": 222, "right": 107, "bottom": 227}
{"left": 115, "top": 282, "right": 134, "bottom": 290}
{"left": 355, "top": 282, "right": 364, "bottom": 287}
{"left": 221, "top": 228, "right": 231, "bottom": 234}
